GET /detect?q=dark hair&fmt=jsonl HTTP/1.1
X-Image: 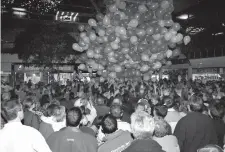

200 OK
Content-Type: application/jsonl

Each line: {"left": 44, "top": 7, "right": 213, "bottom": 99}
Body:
{"left": 209, "top": 103, "right": 225, "bottom": 119}
{"left": 40, "top": 94, "right": 50, "bottom": 107}
{"left": 1, "top": 99, "right": 22, "bottom": 121}
{"left": 101, "top": 114, "right": 117, "bottom": 134}
{"left": 66, "top": 107, "right": 82, "bottom": 127}
{"left": 46, "top": 104, "right": 59, "bottom": 117}
{"left": 154, "top": 105, "right": 168, "bottom": 118}
{"left": 110, "top": 105, "right": 123, "bottom": 119}
{"left": 189, "top": 94, "right": 203, "bottom": 112}
{"left": 23, "top": 97, "right": 34, "bottom": 110}
{"left": 154, "top": 117, "right": 172, "bottom": 137}
{"left": 69, "top": 92, "right": 75, "bottom": 100}
{"left": 163, "top": 97, "right": 174, "bottom": 108}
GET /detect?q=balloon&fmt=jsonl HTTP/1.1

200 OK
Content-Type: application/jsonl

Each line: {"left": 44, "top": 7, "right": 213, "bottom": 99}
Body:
{"left": 103, "top": 16, "right": 111, "bottom": 26}
{"left": 164, "top": 32, "right": 172, "bottom": 41}
{"left": 78, "top": 25, "right": 85, "bottom": 32}
{"left": 138, "top": 5, "right": 147, "bottom": 13}
{"left": 166, "top": 49, "right": 173, "bottom": 58}
{"left": 109, "top": 72, "right": 117, "bottom": 78}
{"left": 109, "top": 4, "right": 117, "bottom": 12}
{"left": 153, "top": 34, "right": 161, "bottom": 40}
{"left": 146, "top": 27, "right": 154, "bottom": 35}
{"left": 108, "top": 34, "right": 116, "bottom": 42}
{"left": 87, "top": 50, "right": 94, "bottom": 58}
{"left": 119, "top": 27, "right": 126, "bottom": 35}
{"left": 173, "top": 23, "right": 181, "bottom": 31}
{"left": 98, "top": 29, "right": 105, "bottom": 36}
{"left": 140, "top": 65, "right": 149, "bottom": 72}
{"left": 156, "top": 9, "right": 165, "bottom": 19}
{"left": 72, "top": 43, "right": 82, "bottom": 52}
{"left": 104, "top": 45, "right": 113, "bottom": 54}
{"left": 121, "top": 48, "right": 129, "bottom": 54}
{"left": 171, "top": 35, "right": 178, "bottom": 43}
{"left": 119, "top": 1, "right": 126, "bottom": 9}
{"left": 141, "top": 53, "right": 150, "bottom": 61}
{"left": 96, "top": 13, "right": 104, "bottom": 21}
{"left": 111, "top": 42, "right": 119, "bottom": 50}
{"left": 115, "top": 65, "right": 122, "bottom": 72}
{"left": 97, "top": 37, "right": 104, "bottom": 44}
{"left": 78, "top": 40, "right": 86, "bottom": 47}
{"left": 106, "top": 27, "right": 115, "bottom": 35}
{"left": 82, "top": 36, "right": 90, "bottom": 44}
{"left": 157, "top": 53, "right": 164, "bottom": 60}
{"left": 130, "top": 36, "right": 138, "bottom": 44}
{"left": 89, "top": 33, "right": 97, "bottom": 41}
{"left": 168, "top": 42, "right": 176, "bottom": 49}
{"left": 164, "top": 13, "right": 172, "bottom": 20}
{"left": 88, "top": 19, "right": 97, "bottom": 26}
{"left": 150, "top": 2, "right": 159, "bottom": 10}
{"left": 158, "top": 20, "right": 165, "bottom": 27}
{"left": 172, "top": 48, "right": 181, "bottom": 57}
{"left": 184, "top": 36, "right": 191, "bottom": 45}
{"left": 138, "top": 44, "right": 147, "bottom": 52}
{"left": 176, "top": 33, "right": 184, "bottom": 42}
{"left": 166, "top": 61, "right": 172, "bottom": 66}
{"left": 161, "top": 0, "right": 170, "bottom": 9}
{"left": 78, "top": 64, "right": 86, "bottom": 70}
{"left": 114, "top": 37, "right": 120, "bottom": 43}
{"left": 128, "top": 19, "right": 139, "bottom": 28}
{"left": 136, "top": 29, "right": 146, "bottom": 37}
{"left": 95, "top": 47, "right": 102, "bottom": 54}
{"left": 153, "top": 62, "right": 162, "bottom": 69}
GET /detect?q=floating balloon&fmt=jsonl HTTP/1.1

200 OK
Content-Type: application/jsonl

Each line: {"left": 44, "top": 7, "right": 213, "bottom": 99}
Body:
{"left": 89, "top": 33, "right": 97, "bottom": 41}
{"left": 103, "top": 15, "right": 111, "bottom": 26}
{"left": 161, "top": 0, "right": 170, "bottom": 9}
{"left": 78, "top": 25, "right": 85, "bottom": 32}
{"left": 138, "top": 5, "right": 147, "bottom": 13}
{"left": 72, "top": 43, "right": 82, "bottom": 52}
{"left": 109, "top": 4, "right": 117, "bottom": 12}
{"left": 88, "top": 19, "right": 97, "bottom": 26}
{"left": 130, "top": 36, "right": 138, "bottom": 44}
{"left": 166, "top": 49, "right": 173, "bottom": 58}
{"left": 78, "top": 64, "right": 86, "bottom": 70}
{"left": 128, "top": 19, "right": 139, "bottom": 28}
{"left": 153, "top": 61, "right": 162, "bottom": 69}
{"left": 184, "top": 36, "right": 191, "bottom": 45}
{"left": 119, "top": 1, "right": 126, "bottom": 9}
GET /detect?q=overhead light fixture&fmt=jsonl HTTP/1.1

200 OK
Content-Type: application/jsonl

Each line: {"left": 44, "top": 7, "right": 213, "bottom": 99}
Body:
{"left": 177, "top": 14, "right": 188, "bottom": 20}
{"left": 222, "top": 23, "right": 225, "bottom": 27}
{"left": 213, "top": 32, "right": 224, "bottom": 36}
{"left": 12, "top": 7, "right": 27, "bottom": 17}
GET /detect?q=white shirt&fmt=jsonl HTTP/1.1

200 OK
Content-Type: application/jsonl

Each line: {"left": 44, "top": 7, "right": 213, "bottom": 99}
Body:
{"left": 117, "top": 120, "right": 131, "bottom": 132}
{"left": 0, "top": 122, "right": 52, "bottom": 152}
{"left": 40, "top": 116, "right": 66, "bottom": 132}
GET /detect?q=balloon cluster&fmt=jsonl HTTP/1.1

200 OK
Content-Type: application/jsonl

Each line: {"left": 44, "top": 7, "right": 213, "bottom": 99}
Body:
{"left": 73, "top": 0, "right": 191, "bottom": 80}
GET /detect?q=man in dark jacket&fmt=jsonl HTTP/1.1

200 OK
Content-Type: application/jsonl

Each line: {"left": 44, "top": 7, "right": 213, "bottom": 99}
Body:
{"left": 174, "top": 95, "right": 218, "bottom": 152}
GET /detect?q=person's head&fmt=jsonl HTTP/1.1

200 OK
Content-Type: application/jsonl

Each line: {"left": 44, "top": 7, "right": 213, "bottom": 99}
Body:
{"left": 130, "top": 111, "right": 155, "bottom": 139}
{"left": 163, "top": 96, "right": 174, "bottom": 109}
{"left": 40, "top": 94, "right": 50, "bottom": 107}
{"left": 209, "top": 103, "right": 225, "bottom": 119}
{"left": 135, "top": 99, "right": 151, "bottom": 114}
{"left": 197, "top": 144, "right": 223, "bottom": 152}
{"left": 111, "top": 97, "right": 123, "bottom": 106}
{"left": 188, "top": 94, "right": 203, "bottom": 112}
{"left": 23, "top": 97, "right": 35, "bottom": 111}
{"left": 101, "top": 114, "right": 117, "bottom": 134}
{"left": 1, "top": 99, "right": 24, "bottom": 121}
{"left": 154, "top": 117, "right": 172, "bottom": 138}
{"left": 110, "top": 105, "right": 123, "bottom": 119}
{"left": 97, "top": 96, "right": 106, "bottom": 105}
{"left": 66, "top": 107, "right": 82, "bottom": 127}
{"left": 49, "top": 104, "right": 66, "bottom": 122}
{"left": 153, "top": 105, "right": 168, "bottom": 118}
{"left": 69, "top": 92, "right": 75, "bottom": 100}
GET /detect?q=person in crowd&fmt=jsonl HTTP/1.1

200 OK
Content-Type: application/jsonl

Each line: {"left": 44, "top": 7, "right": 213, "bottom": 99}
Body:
{"left": 39, "top": 104, "right": 66, "bottom": 139}
{"left": 174, "top": 95, "right": 218, "bottom": 152}
{"left": 111, "top": 96, "right": 131, "bottom": 123}
{"left": 74, "top": 97, "right": 97, "bottom": 125}
{"left": 153, "top": 117, "right": 180, "bottom": 152}
{"left": 153, "top": 105, "right": 168, "bottom": 119}
{"left": 47, "top": 107, "right": 98, "bottom": 152}
{"left": 22, "top": 97, "right": 40, "bottom": 130}
{"left": 95, "top": 95, "right": 110, "bottom": 117}
{"left": 0, "top": 99, "right": 52, "bottom": 152}
{"left": 123, "top": 111, "right": 165, "bottom": 152}
{"left": 135, "top": 98, "right": 151, "bottom": 114}
{"left": 98, "top": 114, "right": 133, "bottom": 152}
{"left": 209, "top": 103, "right": 225, "bottom": 148}
{"left": 110, "top": 105, "right": 131, "bottom": 132}
{"left": 59, "top": 97, "right": 74, "bottom": 111}
{"left": 164, "top": 97, "right": 183, "bottom": 133}
{"left": 197, "top": 144, "right": 224, "bottom": 152}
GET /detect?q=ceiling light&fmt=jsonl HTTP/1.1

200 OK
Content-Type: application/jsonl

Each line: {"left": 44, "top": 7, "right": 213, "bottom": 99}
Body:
{"left": 222, "top": 23, "right": 225, "bottom": 27}
{"left": 214, "top": 32, "right": 224, "bottom": 36}
{"left": 177, "top": 14, "right": 189, "bottom": 20}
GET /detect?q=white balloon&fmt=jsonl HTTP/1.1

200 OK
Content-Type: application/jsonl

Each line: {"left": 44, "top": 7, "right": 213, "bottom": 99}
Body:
{"left": 128, "top": 19, "right": 139, "bottom": 28}
{"left": 72, "top": 43, "right": 81, "bottom": 52}
{"left": 111, "top": 42, "right": 119, "bottom": 50}
{"left": 130, "top": 36, "right": 138, "bottom": 44}
{"left": 89, "top": 33, "right": 97, "bottom": 41}
{"left": 140, "top": 65, "right": 149, "bottom": 72}
{"left": 150, "top": 54, "right": 158, "bottom": 60}
{"left": 119, "top": 27, "right": 127, "bottom": 35}
{"left": 78, "top": 64, "right": 86, "bottom": 70}
{"left": 114, "top": 37, "right": 120, "bottom": 43}
{"left": 103, "top": 16, "right": 111, "bottom": 26}
{"left": 164, "top": 32, "right": 172, "bottom": 41}
{"left": 184, "top": 36, "right": 191, "bottom": 45}
{"left": 109, "top": 4, "right": 117, "bottom": 12}
{"left": 87, "top": 50, "right": 94, "bottom": 58}
{"left": 141, "top": 54, "right": 150, "bottom": 62}
{"left": 166, "top": 49, "right": 173, "bottom": 58}
{"left": 138, "top": 5, "right": 147, "bottom": 13}
{"left": 88, "top": 19, "right": 97, "bottom": 26}
{"left": 80, "top": 32, "right": 87, "bottom": 38}
{"left": 82, "top": 36, "right": 90, "bottom": 44}
{"left": 153, "top": 62, "right": 162, "bottom": 69}
{"left": 98, "top": 29, "right": 106, "bottom": 36}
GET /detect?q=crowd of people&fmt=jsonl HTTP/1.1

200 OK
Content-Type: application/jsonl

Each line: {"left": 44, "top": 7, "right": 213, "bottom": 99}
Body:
{"left": 1, "top": 76, "right": 225, "bottom": 152}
